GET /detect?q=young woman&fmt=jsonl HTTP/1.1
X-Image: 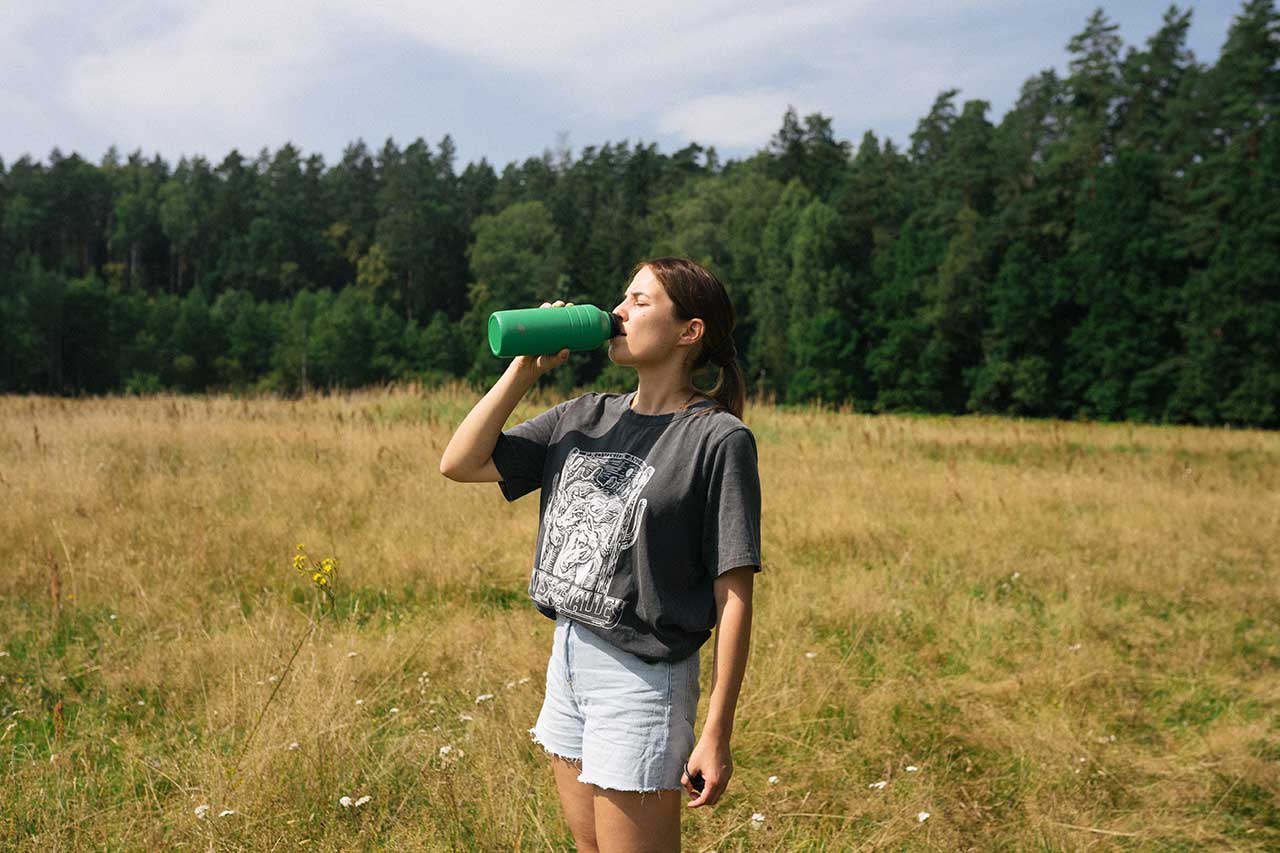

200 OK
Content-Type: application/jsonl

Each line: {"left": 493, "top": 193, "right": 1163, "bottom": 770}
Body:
{"left": 440, "top": 257, "right": 762, "bottom": 852}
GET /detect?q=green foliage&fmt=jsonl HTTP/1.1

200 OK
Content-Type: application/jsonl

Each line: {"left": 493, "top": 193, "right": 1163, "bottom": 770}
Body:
{"left": 0, "top": 2, "right": 1276, "bottom": 427}
{"left": 461, "top": 200, "right": 566, "bottom": 385}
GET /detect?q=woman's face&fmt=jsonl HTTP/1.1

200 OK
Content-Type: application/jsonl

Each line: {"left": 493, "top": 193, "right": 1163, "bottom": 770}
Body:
{"left": 608, "top": 266, "right": 702, "bottom": 366}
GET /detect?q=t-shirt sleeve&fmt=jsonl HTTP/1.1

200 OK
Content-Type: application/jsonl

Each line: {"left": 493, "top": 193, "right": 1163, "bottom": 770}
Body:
{"left": 703, "top": 427, "right": 763, "bottom": 577}
{"left": 490, "top": 399, "right": 570, "bottom": 503}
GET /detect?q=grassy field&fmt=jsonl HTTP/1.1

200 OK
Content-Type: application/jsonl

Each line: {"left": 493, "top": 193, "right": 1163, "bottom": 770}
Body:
{"left": 1, "top": 384, "right": 1277, "bottom": 851}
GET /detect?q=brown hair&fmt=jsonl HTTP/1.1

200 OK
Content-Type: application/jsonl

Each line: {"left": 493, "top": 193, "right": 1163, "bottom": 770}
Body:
{"left": 632, "top": 256, "right": 746, "bottom": 422}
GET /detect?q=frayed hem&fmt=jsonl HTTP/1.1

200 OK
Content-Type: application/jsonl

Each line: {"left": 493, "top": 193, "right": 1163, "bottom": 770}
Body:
{"left": 576, "top": 775, "right": 684, "bottom": 795}
{"left": 528, "top": 727, "right": 582, "bottom": 765}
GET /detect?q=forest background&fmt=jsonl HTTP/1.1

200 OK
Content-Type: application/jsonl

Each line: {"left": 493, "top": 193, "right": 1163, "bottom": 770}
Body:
{"left": 1, "top": 3, "right": 1277, "bottom": 428}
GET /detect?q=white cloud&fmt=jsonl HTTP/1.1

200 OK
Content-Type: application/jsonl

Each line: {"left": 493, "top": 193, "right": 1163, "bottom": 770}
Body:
{"left": 658, "top": 90, "right": 796, "bottom": 148}
{"left": 64, "top": 0, "right": 338, "bottom": 157}
{"left": 347, "top": 0, "right": 1021, "bottom": 148}
{"left": 55, "top": 0, "right": 1021, "bottom": 155}
{"left": 5, "top": 0, "right": 1235, "bottom": 165}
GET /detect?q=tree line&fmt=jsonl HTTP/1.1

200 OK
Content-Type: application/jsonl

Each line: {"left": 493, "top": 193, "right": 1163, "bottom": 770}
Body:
{"left": 1, "top": 3, "right": 1276, "bottom": 427}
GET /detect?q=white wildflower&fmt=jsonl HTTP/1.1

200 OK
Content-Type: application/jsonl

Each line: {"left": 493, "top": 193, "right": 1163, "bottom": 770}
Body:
{"left": 109, "top": 614, "right": 117, "bottom": 620}
{"left": 267, "top": 675, "right": 278, "bottom": 683}
{"left": 347, "top": 651, "right": 359, "bottom": 658}
{"left": 194, "top": 804, "right": 210, "bottom": 819}
{"left": 906, "top": 765, "right": 919, "bottom": 772}
{"left": 218, "top": 809, "right": 236, "bottom": 818}
{"left": 339, "top": 796, "right": 353, "bottom": 808}
{"left": 869, "top": 780, "right": 887, "bottom": 789}
{"left": 459, "top": 713, "right": 473, "bottom": 722}
{"left": 751, "top": 812, "right": 765, "bottom": 823}
{"left": 768, "top": 775, "right": 779, "bottom": 784}
{"left": 288, "top": 742, "right": 300, "bottom": 750}
{"left": 389, "top": 707, "right": 400, "bottom": 714}
{"left": 517, "top": 677, "right": 530, "bottom": 685}
{"left": 354, "top": 795, "right": 371, "bottom": 807}
{"left": 439, "top": 745, "right": 453, "bottom": 757}
{"left": 355, "top": 699, "right": 364, "bottom": 706}
{"left": 804, "top": 651, "right": 817, "bottom": 659}
{"left": 505, "top": 681, "right": 516, "bottom": 689}
{"left": 136, "top": 700, "right": 145, "bottom": 706}
{"left": 475, "top": 694, "right": 494, "bottom": 704}
{"left": 917, "top": 811, "right": 930, "bottom": 822}
{"left": 1011, "top": 571, "right": 1020, "bottom": 580}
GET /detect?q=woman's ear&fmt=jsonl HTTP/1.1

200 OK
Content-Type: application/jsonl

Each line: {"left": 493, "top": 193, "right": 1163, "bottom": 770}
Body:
{"left": 682, "top": 318, "right": 705, "bottom": 347}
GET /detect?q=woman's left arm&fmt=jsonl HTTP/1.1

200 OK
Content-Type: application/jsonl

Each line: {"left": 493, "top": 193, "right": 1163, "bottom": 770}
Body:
{"left": 683, "top": 564, "right": 755, "bottom": 808}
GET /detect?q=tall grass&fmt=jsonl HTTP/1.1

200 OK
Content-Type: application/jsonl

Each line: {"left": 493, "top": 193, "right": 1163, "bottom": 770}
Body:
{"left": 1, "top": 383, "right": 1277, "bottom": 850}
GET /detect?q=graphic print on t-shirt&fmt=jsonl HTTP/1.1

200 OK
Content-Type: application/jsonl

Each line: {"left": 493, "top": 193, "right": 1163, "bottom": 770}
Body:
{"left": 530, "top": 447, "right": 654, "bottom": 627}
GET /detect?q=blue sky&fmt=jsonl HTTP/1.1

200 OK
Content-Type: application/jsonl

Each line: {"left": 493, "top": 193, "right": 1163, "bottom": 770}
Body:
{"left": 2, "top": 1, "right": 1244, "bottom": 171}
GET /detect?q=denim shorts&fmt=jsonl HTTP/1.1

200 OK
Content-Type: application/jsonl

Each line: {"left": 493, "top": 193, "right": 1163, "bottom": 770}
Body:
{"left": 529, "top": 615, "right": 700, "bottom": 792}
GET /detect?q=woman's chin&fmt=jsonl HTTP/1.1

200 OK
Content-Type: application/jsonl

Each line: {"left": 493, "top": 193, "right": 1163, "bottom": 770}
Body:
{"left": 607, "top": 342, "right": 631, "bottom": 364}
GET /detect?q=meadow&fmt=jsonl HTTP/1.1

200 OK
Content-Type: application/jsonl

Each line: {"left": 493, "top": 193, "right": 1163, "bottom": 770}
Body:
{"left": 1, "top": 384, "right": 1277, "bottom": 851}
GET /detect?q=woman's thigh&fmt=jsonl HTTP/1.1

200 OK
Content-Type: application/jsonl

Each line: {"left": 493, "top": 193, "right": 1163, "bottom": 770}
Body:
{"left": 550, "top": 755, "right": 598, "bottom": 852}
{"left": 593, "top": 787, "right": 682, "bottom": 852}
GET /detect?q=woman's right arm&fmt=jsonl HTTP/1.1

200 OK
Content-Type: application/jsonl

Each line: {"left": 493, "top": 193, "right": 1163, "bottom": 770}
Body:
{"left": 438, "top": 301, "right": 572, "bottom": 482}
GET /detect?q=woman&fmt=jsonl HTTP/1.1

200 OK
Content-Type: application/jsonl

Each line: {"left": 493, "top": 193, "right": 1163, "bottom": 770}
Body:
{"left": 440, "top": 257, "right": 762, "bottom": 852}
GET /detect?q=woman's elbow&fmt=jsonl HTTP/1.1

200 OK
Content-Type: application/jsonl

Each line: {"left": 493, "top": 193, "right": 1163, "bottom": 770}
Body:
{"left": 439, "top": 455, "right": 460, "bottom": 480}
{"left": 439, "top": 456, "right": 501, "bottom": 483}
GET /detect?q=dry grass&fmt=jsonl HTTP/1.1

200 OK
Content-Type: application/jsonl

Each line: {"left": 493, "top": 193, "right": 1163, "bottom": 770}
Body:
{"left": 1, "top": 383, "right": 1277, "bottom": 851}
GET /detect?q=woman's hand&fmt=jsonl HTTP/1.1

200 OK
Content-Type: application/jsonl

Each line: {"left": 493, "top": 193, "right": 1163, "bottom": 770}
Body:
{"left": 682, "top": 733, "right": 732, "bottom": 808}
{"left": 512, "top": 300, "right": 574, "bottom": 380}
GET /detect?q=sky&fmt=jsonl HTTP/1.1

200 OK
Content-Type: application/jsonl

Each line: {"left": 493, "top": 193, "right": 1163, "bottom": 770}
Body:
{"left": 1, "top": 1, "right": 1246, "bottom": 172}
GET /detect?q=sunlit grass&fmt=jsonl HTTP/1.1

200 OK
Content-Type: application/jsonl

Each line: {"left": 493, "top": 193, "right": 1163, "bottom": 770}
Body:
{"left": 1, "top": 383, "right": 1277, "bottom": 850}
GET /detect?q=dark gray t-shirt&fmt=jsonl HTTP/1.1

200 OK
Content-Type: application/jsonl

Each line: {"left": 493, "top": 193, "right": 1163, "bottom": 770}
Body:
{"left": 490, "top": 390, "right": 763, "bottom": 663}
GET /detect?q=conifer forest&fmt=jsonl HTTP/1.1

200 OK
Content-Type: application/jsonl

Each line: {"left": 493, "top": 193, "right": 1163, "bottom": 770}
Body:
{"left": 1, "top": 3, "right": 1276, "bottom": 427}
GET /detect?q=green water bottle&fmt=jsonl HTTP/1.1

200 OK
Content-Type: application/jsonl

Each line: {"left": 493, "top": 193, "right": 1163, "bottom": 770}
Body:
{"left": 488, "top": 305, "right": 624, "bottom": 358}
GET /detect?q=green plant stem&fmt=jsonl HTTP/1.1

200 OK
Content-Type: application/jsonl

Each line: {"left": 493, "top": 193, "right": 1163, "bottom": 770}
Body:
{"left": 228, "top": 610, "right": 318, "bottom": 789}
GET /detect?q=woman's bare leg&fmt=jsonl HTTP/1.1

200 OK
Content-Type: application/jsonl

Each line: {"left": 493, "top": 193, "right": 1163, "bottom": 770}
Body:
{"left": 551, "top": 755, "right": 599, "bottom": 852}
{"left": 593, "top": 787, "right": 681, "bottom": 852}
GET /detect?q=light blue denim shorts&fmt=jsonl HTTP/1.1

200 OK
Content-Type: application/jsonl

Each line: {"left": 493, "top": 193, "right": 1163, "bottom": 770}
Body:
{"left": 529, "top": 615, "right": 700, "bottom": 792}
